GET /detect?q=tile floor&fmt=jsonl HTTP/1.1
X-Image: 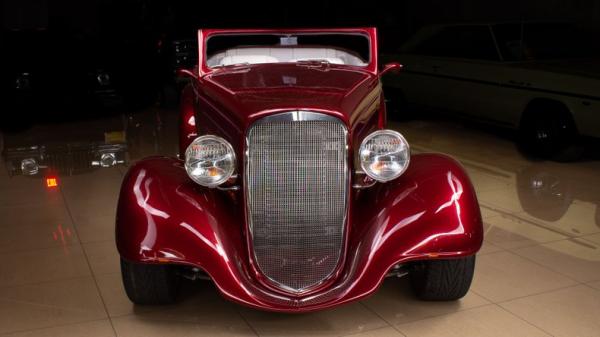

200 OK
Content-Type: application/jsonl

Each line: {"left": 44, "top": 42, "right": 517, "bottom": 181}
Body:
{"left": 1, "top": 109, "right": 599, "bottom": 336}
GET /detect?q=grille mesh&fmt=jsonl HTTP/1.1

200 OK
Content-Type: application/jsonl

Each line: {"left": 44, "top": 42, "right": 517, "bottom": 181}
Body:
{"left": 247, "top": 116, "right": 347, "bottom": 292}
{"left": 45, "top": 149, "right": 94, "bottom": 173}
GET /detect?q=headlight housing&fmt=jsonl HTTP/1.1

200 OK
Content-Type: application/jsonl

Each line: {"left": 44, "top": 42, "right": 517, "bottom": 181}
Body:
{"left": 184, "top": 135, "right": 236, "bottom": 187}
{"left": 359, "top": 130, "right": 410, "bottom": 182}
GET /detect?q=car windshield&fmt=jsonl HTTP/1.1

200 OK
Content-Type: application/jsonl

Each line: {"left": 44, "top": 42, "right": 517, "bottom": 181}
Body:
{"left": 493, "top": 23, "right": 600, "bottom": 61}
{"left": 205, "top": 33, "right": 370, "bottom": 68}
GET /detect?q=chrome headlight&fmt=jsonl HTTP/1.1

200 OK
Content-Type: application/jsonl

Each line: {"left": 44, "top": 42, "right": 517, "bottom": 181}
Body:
{"left": 359, "top": 130, "right": 410, "bottom": 182}
{"left": 184, "top": 135, "right": 236, "bottom": 187}
{"left": 21, "top": 158, "right": 39, "bottom": 176}
{"left": 100, "top": 153, "right": 117, "bottom": 168}
{"left": 96, "top": 70, "right": 111, "bottom": 86}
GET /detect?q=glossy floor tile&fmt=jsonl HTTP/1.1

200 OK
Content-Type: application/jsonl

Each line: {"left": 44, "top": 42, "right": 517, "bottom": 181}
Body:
{"left": 1, "top": 111, "right": 600, "bottom": 336}
{"left": 238, "top": 302, "right": 388, "bottom": 337}
{"left": 587, "top": 281, "right": 600, "bottom": 290}
{"left": 1, "top": 320, "right": 115, "bottom": 337}
{"left": 395, "top": 305, "right": 551, "bottom": 337}
{"left": 512, "top": 239, "right": 600, "bottom": 282}
{"left": 500, "top": 285, "right": 600, "bottom": 337}
{"left": 94, "top": 273, "right": 155, "bottom": 318}
{"left": 0, "top": 207, "right": 78, "bottom": 254}
{"left": 111, "top": 314, "right": 255, "bottom": 337}
{"left": 72, "top": 213, "right": 116, "bottom": 244}
{"left": 0, "top": 245, "right": 91, "bottom": 287}
{"left": 342, "top": 327, "right": 405, "bottom": 337}
{"left": 482, "top": 214, "right": 567, "bottom": 249}
{"left": 471, "top": 251, "right": 577, "bottom": 302}
{"left": 82, "top": 241, "right": 121, "bottom": 276}
{"left": 362, "top": 278, "right": 490, "bottom": 326}
{"left": 0, "top": 278, "right": 107, "bottom": 334}
{"left": 584, "top": 232, "right": 600, "bottom": 245}
{"left": 477, "top": 240, "right": 504, "bottom": 255}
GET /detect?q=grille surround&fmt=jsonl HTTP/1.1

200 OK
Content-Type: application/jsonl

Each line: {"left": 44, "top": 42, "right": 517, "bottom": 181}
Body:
{"left": 245, "top": 111, "right": 349, "bottom": 293}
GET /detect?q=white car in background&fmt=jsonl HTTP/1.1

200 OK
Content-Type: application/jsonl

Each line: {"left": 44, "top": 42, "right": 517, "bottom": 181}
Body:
{"left": 383, "top": 21, "right": 600, "bottom": 160}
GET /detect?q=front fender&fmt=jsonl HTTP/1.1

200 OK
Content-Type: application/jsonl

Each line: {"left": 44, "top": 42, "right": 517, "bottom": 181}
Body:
{"left": 115, "top": 156, "right": 248, "bottom": 278}
{"left": 355, "top": 153, "right": 483, "bottom": 259}
{"left": 115, "top": 154, "right": 482, "bottom": 312}
{"left": 343, "top": 153, "right": 483, "bottom": 300}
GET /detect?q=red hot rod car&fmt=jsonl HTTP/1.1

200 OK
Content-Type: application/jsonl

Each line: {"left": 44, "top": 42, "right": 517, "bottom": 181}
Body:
{"left": 116, "top": 27, "right": 483, "bottom": 312}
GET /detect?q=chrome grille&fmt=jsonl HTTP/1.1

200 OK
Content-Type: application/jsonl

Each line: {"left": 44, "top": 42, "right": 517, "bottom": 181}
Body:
{"left": 45, "top": 148, "right": 95, "bottom": 173}
{"left": 246, "top": 112, "right": 348, "bottom": 292}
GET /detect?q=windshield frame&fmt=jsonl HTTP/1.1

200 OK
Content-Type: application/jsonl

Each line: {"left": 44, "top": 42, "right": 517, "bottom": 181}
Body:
{"left": 205, "top": 33, "right": 371, "bottom": 69}
{"left": 197, "top": 28, "right": 379, "bottom": 75}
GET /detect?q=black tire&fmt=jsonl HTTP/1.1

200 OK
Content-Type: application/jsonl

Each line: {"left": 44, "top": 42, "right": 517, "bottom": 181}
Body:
{"left": 120, "top": 258, "right": 180, "bottom": 305}
{"left": 518, "top": 101, "right": 582, "bottom": 161}
{"left": 409, "top": 255, "right": 475, "bottom": 301}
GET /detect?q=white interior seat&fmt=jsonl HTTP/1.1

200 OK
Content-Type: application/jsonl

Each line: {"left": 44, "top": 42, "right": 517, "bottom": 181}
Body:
{"left": 207, "top": 47, "right": 367, "bottom": 67}
{"left": 219, "top": 55, "right": 279, "bottom": 66}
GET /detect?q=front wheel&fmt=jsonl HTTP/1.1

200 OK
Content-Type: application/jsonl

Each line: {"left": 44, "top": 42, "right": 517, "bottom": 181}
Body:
{"left": 120, "top": 258, "right": 180, "bottom": 305}
{"left": 409, "top": 255, "right": 475, "bottom": 301}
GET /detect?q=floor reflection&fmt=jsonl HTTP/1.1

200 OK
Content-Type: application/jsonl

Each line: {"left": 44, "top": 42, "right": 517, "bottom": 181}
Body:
{"left": 516, "top": 163, "right": 599, "bottom": 227}
{"left": 1, "top": 108, "right": 179, "bottom": 181}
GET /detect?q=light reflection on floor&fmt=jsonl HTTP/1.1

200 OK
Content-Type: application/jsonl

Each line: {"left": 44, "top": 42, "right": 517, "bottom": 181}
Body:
{"left": 0, "top": 109, "right": 598, "bottom": 337}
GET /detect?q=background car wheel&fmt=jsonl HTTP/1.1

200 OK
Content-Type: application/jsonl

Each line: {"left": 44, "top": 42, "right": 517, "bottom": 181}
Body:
{"left": 518, "top": 101, "right": 583, "bottom": 161}
{"left": 409, "top": 255, "right": 475, "bottom": 301}
{"left": 120, "top": 258, "right": 180, "bottom": 305}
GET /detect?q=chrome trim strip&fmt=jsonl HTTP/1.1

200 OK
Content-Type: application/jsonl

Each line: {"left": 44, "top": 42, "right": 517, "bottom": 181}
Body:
{"left": 216, "top": 185, "right": 240, "bottom": 191}
{"left": 252, "top": 110, "right": 343, "bottom": 124}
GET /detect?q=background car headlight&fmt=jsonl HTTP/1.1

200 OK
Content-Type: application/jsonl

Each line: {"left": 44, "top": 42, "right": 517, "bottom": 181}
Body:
{"left": 21, "top": 158, "right": 39, "bottom": 176}
{"left": 100, "top": 153, "right": 117, "bottom": 168}
{"left": 184, "top": 135, "right": 236, "bottom": 187}
{"left": 359, "top": 130, "right": 410, "bottom": 182}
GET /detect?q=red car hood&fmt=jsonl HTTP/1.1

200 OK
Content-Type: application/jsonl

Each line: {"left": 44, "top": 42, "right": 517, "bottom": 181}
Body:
{"left": 199, "top": 63, "right": 380, "bottom": 126}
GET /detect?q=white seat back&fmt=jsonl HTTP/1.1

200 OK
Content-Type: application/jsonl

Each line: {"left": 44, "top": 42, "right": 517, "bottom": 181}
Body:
{"left": 207, "top": 47, "right": 367, "bottom": 67}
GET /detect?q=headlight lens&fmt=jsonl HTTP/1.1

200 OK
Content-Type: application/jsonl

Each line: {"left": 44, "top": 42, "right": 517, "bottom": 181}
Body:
{"left": 100, "top": 153, "right": 117, "bottom": 168}
{"left": 359, "top": 130, "right": 410, "bottom": 182}
{"left": 21, "top": 158, "right": 39, "bottom": 176}
{"left": 184, "top": 135, "right": 236, "bottom": 187}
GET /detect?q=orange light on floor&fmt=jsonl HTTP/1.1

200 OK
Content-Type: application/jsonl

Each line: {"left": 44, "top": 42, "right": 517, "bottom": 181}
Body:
{"left": 46, "top": 177, "right": 58, "bottom": 188}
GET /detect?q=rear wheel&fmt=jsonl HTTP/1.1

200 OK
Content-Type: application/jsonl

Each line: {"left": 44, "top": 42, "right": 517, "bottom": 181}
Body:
{"left": 120, "top": 258, "right": 180, "bottom": 305}
{"left": 409, "top": 256, "right": 475, "bottom": 301}
{"left": 518, "top": 101, "right": 582, "bottom": 161}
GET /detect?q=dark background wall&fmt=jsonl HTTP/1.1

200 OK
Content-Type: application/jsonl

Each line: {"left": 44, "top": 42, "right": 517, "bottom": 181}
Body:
{"left": 392, "top": 0, "right": 600, "bottom": 32}
{"left": 4, "top": 0, "right": 600, "bottom": 33}
{"left": 3, "top": 0, "right": 600, "bottom": 64}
